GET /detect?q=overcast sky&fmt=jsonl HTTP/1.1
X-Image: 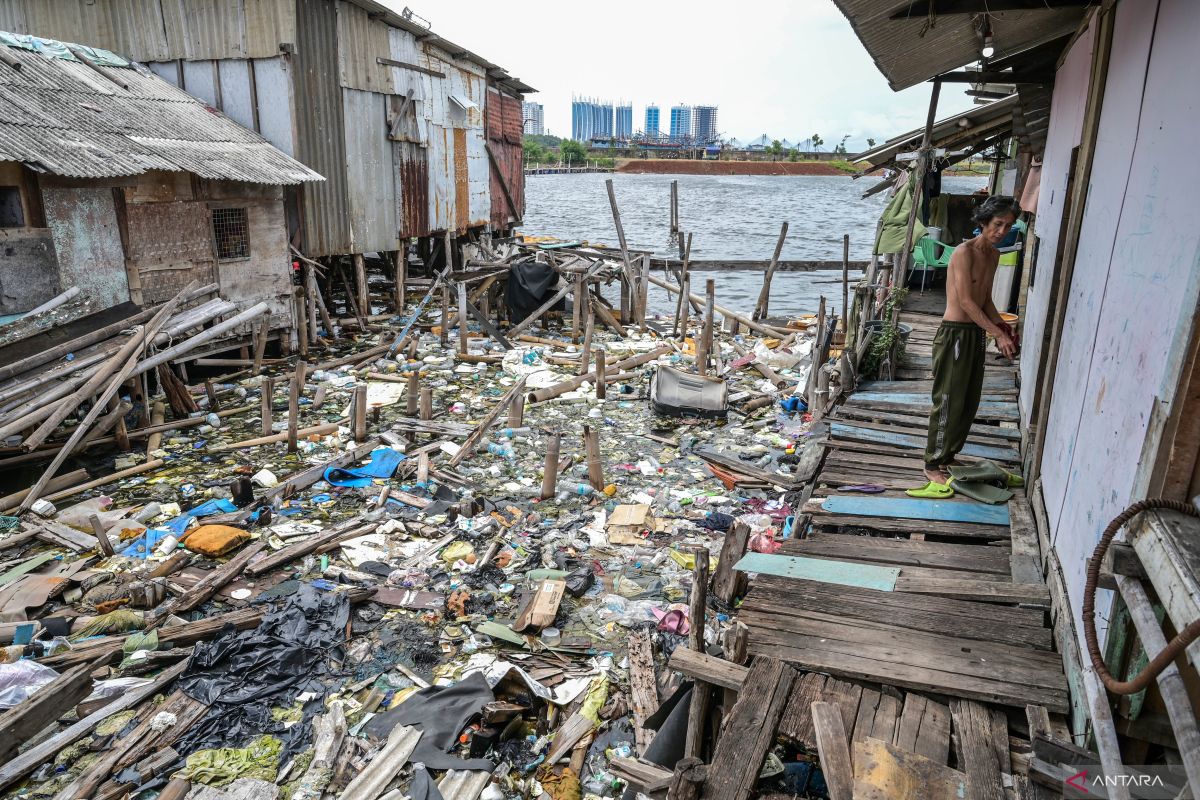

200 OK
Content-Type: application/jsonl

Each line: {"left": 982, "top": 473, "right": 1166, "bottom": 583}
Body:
{"left": 387, "top": 0, "right": 978, "bottom": 150}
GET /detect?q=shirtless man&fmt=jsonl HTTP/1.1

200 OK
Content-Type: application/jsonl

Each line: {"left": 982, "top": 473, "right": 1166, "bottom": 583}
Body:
{"left": 920, "top": 196, "right": 1019, "bottom": 489}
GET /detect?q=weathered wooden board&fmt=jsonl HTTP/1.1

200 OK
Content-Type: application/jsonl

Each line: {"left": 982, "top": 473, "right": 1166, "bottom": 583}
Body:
{"left": 820, "top": 496, "right": 1010, "bottom": 526}
{"left": 892, "top": 694, "right": 952, "bottom": 765}
{"left": 852, "top": 737, "right": 969, "bottom": 800}
{"left": 734, "top": 552, "right": 900, "bottom": 591}
{"left": 830, "top": 423, "right": 1020, "bottom": 463}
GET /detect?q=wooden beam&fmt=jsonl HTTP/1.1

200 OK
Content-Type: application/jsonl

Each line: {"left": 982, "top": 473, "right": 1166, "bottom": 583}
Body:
{"left": 376, "top": 56, "right": 445, "bottom": 78}
{"left": 811, "top": 701, "right": 853, "bottom": 800}
{"left": 936, "top": 70, "right": 1055, "bottom": 84}
{"left": 891, "top": 0, "right": 1087, "bottom": 18}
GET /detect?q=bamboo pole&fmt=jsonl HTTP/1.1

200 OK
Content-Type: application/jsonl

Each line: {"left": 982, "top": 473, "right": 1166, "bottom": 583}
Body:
{"left": 645, "top": 274, "right": 789, "bottom": 339}
{"left": 578, "top": 308, "right": 594, "bottom": 376}
{"left": 133, "top": 302, "right": 271, "bottom": 378}
{"left": 529, "top": 346, "right": 670, "bottom": 404}
{"left": 212, "top": 421, "right": 343, "bottom": 452}
{"left": 352, "top": 383, "right": 368, "bottom": 442}
{"left": 354, "top": 253, "right": 369, "bottom": 318}
{"left": 675, "top": 232, "right": 693, "bottom": 339}
{"left": 753, "top": 222, "right": 789, "bottom": 321}
{"left": 841, "top": 234, "right": 850, "bottom": 334}
{"left": 572, "top": 274, "right": 584, "bottom": 340}
{"left": 406, "top": 372, "right": 419, "bottom": 417}
{"left": 419, "top": 388, "right": 432, "bottom": 421}
{"left": 394, "top": 251, "right": 406, "bottom": 313}
{"left": 146, "top": 401, "right": 165, "bottom": 454}
{"left": 296, "top": 285, "right": 309, "bottom": 359}
{"left": 898, "top": 79, "right": 941, "bottom": 289}
{"left": 439, "top": 286, "right": 449, "bottom": 347}
{"left": 541, "top": 433, "right": 561, "bottom": 500}
{"left": 253, "top": 318, "right": 269, "bottom": 374}
{"left": 457, "top": 281, "right": 469, "bottom": 354}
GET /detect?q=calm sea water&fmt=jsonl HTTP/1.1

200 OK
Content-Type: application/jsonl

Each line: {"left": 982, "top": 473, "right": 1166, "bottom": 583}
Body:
{"left": 520, "top": 172, "right": 987, "bottom": 318}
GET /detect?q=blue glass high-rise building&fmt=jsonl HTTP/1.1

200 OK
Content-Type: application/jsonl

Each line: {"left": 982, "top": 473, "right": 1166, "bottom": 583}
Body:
{"left": 644, "top": 105, "right": 660, "bottom": 137}
{"left": 572, "top": 97, "right": 614, "bottom": 141}
{"left": 616, "top": 103, "right": 633, "bottom": 138}
{"left": 669, "top": 105, "right": 692, "bottom": 140}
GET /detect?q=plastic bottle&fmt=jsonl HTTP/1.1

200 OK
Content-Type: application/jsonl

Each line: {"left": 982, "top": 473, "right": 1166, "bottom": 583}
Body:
{"left": 498, "top": 427, "right": 532, "bottom": 438}
{"left": 486, "top": 442, "right": 514, "bottom": 458}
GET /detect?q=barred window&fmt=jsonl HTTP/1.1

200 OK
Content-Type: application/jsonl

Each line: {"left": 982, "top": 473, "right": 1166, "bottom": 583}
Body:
{"left": 212, "top": 207, "right": 249, "bottom": 260}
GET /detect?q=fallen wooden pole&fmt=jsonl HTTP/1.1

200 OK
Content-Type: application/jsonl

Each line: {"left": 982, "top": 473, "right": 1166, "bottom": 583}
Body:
{"left": 212, "top": 421, "right": 342, "bottom": 452}
{"left": 528, "top": 345, "right": 670, "bottom": 403}
{"left": 646, "top": 274, "right": 790, "bottom": 339}
{"left": 447, "top": 378, "right": 528, "bottom": 468}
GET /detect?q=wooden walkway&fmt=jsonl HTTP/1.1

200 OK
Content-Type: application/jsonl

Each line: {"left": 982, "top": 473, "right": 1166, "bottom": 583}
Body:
{"left": 729, "top": 297, "right": 1071, "bottom": 798}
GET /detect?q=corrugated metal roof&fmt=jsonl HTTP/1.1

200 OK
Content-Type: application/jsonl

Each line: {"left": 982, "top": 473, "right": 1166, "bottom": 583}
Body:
{"left": 0, "top": 31, "right": 323, "bottom": 184}
{"left": 829, "top": 1, "right": 1087, "bottom": 91}
{"left": 852, "top": 94, "right": 1020, "bottom": 167}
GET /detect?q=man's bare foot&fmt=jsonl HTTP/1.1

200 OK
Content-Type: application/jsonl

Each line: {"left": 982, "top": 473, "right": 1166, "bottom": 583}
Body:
{"left": 924, "top": 466, "right": 949, "bottom": 484}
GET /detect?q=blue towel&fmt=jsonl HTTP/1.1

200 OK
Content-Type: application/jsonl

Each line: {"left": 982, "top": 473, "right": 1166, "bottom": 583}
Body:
{"left": 324, "top": 447, "right": 406, "bottom": 488}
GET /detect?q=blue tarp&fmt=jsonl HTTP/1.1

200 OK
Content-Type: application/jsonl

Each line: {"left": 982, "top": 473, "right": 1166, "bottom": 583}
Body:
{"left": 323, "top": 447, "right": 405, "bottom": 488}
{"left": 119, "top": 498, "right": 237, "bottom": 558}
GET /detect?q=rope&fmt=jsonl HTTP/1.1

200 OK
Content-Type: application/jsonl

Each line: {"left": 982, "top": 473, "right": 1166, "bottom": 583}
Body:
{"left": 1082, "top": 498, "right": 1200, "bottom": 695}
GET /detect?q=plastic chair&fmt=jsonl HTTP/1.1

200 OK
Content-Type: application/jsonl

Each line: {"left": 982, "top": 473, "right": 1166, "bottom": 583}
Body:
{"left": 911, "top": 237, "right": 955, "bottom": 290}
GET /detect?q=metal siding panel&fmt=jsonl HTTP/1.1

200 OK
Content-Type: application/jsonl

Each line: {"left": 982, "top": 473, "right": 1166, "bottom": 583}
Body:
{"left": 218, "top": 59, "right": 257, "bottom": 131}
{"left": 253, "top": 56, "right": 296, "bottom": 156}
{"left": 342, "top": 87, "right": 398, "bottom": 253}
{"left": 335, "top": 0, "right": 393, "bottom": 94}
{"left": 428, "top": 127, "right": 453, "bottom": 232}
{"left": 394, "top": 140, "right": 428, "bottom": 238}
{"left": 42, "top": 185, "right": 131, "bottom": 310}
{"left": 243, "top": 0, "right": 296, "bottom": 56}
{"left": 178, "top": 0, "right": 248, "bottom": 60}
{"left": 487, "top": 89, "right": 524, "bottom": 228}
{"left": 294, "top": 0, "right": 350, "bottom": 256}
{"left": 466, "top": 125, "right": 488, "bottom": 227}
{"left": 182, "top": 59, "right": 219, "bottom": 107}
{"left": 147, "top": 60, "right": 182, "bottom": 86}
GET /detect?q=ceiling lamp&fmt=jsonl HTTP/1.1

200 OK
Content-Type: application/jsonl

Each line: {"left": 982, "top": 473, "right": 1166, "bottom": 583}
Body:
{"left": 981, "top": 17, "right": 995, "bottom": 59}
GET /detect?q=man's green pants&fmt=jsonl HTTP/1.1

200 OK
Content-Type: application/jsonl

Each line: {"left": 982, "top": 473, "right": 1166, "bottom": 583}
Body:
{"left": 924, "top": 321, "right": 986, "bottom": 469}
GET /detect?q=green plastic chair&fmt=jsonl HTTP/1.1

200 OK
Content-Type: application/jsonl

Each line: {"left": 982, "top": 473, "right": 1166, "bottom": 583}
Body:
{"left": 911, "top": 237, "right": 955, "bottom": 290}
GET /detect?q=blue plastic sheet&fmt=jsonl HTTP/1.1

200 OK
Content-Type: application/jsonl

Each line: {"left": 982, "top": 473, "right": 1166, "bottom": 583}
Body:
{"left": 323, "top": 447, "right": 405, "bottom": 488}
{"left": 119, "top": 498, "right": 237, "bottom": 559}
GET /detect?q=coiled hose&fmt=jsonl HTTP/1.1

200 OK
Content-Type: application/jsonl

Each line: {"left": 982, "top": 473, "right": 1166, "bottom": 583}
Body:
{"left": 1082, "top": 498, "right": 1200, "bottom": 695}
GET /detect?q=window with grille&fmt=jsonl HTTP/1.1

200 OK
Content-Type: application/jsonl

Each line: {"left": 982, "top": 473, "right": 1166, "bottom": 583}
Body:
{"left": 212, "top": 207, "right": 249, "bottom": 260}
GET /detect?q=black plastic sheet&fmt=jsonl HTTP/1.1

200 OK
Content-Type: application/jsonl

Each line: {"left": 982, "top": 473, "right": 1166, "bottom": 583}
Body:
{"left": 174, "top": 583, "right": 350, "bottom": 760}
{"left": 505, "top": 259, "right": 564, "bottom": 324}
{"left": 363, "top": 671, "right": 495, "bottom": 771}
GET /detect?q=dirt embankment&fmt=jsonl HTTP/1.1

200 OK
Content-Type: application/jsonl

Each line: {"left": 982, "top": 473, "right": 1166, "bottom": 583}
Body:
{"left": 616, "top": 159, "right": 846, "bottom": 176}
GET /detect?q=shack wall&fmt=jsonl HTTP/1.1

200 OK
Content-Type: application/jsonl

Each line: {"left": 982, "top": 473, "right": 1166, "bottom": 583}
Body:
{"left": 41, "top": 182, "right": 129, "bottom": 310}
{"left": 421, "top": 41, "right": 489, "bottom": 234}
{"left": 1030, "top": 0, "right": 1200, "bottom": 648}
{"left": 0, "top": 162, "right": 58, "bottom": 315}
{"left": 1018, "top": 21, "right": 1094, "bottom": 419}
{"left": 486, "top": 87, "right": 525, "bottom": 229}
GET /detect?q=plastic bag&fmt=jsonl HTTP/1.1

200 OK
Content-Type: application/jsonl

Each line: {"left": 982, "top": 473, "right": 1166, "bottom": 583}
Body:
{"left": 0, "top": 660, "right": 61, "bottom": 708}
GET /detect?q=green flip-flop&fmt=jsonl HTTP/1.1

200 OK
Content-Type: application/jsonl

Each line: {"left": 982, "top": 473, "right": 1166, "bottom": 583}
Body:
{"left": 906, "top": 481, "right": 954, "bottom": 499}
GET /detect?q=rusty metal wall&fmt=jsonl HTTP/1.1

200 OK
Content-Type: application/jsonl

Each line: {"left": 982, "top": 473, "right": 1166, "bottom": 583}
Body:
{"left": 294, "top": 0, "right": 350, "bottom": 257}
{"left": 394, "top": 140, "right": 428, "bottom": 239}
{"left": 420, "top": 40, "right": 489, "bottom": 234}
{"left": 486, "top": 88, "right": 524, "bottom": 229}
{"left": 0, "top": 0, "right": 295, "bottom": 61}
{"left": 41, "top": 185, "right": 131, "bottom": 310}
{"left": 335, "top": 0, "right": 393, "bottom": 94}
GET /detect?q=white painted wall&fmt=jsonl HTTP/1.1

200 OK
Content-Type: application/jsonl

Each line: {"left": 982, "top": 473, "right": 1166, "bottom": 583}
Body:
{"left": 1036, "top": 0, "right": 1200, "bottom": 648}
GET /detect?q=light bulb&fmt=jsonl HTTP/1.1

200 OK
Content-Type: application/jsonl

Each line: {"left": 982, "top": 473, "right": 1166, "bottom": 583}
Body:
{"left": 982, "top": 35, "right": 995, "bottom": 59}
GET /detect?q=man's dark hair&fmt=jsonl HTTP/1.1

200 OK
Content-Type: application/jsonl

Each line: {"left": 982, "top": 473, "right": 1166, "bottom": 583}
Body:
{"left": 972, "top": 195, "right": 1020, "bottom": 225}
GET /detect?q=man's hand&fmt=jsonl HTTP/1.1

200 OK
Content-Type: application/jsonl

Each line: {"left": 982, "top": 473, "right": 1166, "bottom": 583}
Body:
{"left": 997, "top": 333, "right": 1017, "bottom": 359}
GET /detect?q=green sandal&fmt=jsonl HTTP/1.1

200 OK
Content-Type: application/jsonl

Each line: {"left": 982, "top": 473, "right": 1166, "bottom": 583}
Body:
{"left": 905, "top": 481, "right": 954, "bottom": 499}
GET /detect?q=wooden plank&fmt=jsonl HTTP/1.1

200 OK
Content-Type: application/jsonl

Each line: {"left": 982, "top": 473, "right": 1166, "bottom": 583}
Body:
{"left": 832, "top": 418, "right": 1020, "bottom": 453}
{"left": 609, "top": 758, "right": 672, "bottom": 793}
{"left": 892, "top": 694, "right": 951, "bottom": 765}
{"left": 748, "top": 576, "right": 1049, "bottom": 641}
{"left": 777, "top": 672, "right": 828, "bottom": 746}
{"left": 894, "top": 576, "right": 1051, "bottom": 605}
{"left": 628, "top": 630, "right": 658, "bottom": 757}
{"left": 950, "top": 699, "right": 1008, "bottom": 800}
{"left": 852, "top": 737, "right": 969, "bottom": 800}
{"left": 853, "top": 688, "right": 902, "bottom": 745}
{"left": 835, "top": 405, "right": 1022, "bottom": 442}
{"left": 808, "top": 512, "right": 1010, "bottom": 541}
{"left": 0, "top": 662, "right": 94, "bottom": 762}
{"left": 811, "top": 701, "right": 853, "bottom": 800}
{"left": 734, "top": 552, "right": 899, "bottom": 591}
{"left": 701, "top": 658, "right": 795, "bottom": 800}
{"left": 711, "top": 522, "right": 750, "bottom": 602}
{"left": 1008, "top": 495, "right": 1043, "bottom": 585}
{"left": 787, "top": 532, "right": 1012, "bottom": 575}
{"left": 745, "top": 635, "right": 1067, "bottom": 713}
{"left": 819, "top": 496, "right": 1010, "bottom": 526}
{"left": 668, "top": 647, "right": 749, "bottom": 692}
{"left": 849, "top": 396, "right": 1018, "bottom": 422}
{"left": 741, "top": 610, "right": 1064, "bottom": 690}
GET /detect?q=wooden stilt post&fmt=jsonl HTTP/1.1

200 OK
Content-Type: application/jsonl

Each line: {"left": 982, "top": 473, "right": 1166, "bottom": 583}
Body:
{"left": 354, "top": 253, "right": 368, "bottom": 317}
{"left": 807, "top": 297, "right": 826, "bottom": 408}
{"left": 578, "top": 308, "right": 594, "bottom": 376}
{"left": 260, "top": 377, "right": 273, "bottom": 436}
{"left": 639, "top": 254, "right": 650, "bottom": 332}
{"left": 352, "top": 383, "right": 368, "bottom": 442}
{"left": 419, "top": 388, "right": 432, "bottom": 421}
{"left": 394, "top": 251, "right": 406, "bottom": 313}
{"left": 753, "top": 221, "right": 789, "bottom": 321}
{"left": 697, "top": 279, "right": 715, "bottom": 376}
{"left": 287, "top": 361, "right": 305, "bottom": 453}
{"left": 899, "top": 79, "right": 941, "bottom": 289}
{"left": 296, "top": 286, "right": 309, "bottom": 359}
{"left": 684, "top": 548, "right": 711, "bottom": 760}
{"left": 112, "top": 399, "right": 130, "bottom": 452}
{"left": 572, "top": 274, "right": 584, "bottom": 341}
{"left": 253, "top": 318, "right": 269, "bottom": 374}
{"left": 457, "top": 281, "right": 469, "bottom": 355}
{"left": 841, "top": 233, "right": 850, "bottom": 335}
{"left": 605, "top": 178, "right": 639, "bottom": 327}
{"left": 406, "top": 372, "right": 419, "bottom": 417}
{"left": 439, "top": 286, "right": 449, "bottom": 347}
{"left": 147, "top": 400, "right": 165, "bottom": 455}
{"left": 583, "top": 425, "right": 604, "bottom": 491}
{"left": 313, "top": 384, "right": 326, "bottom": 410}
{"left": 595, "top": 349, "right": 607, "bottom": 399}
{"left": 417, "top": 453, "right": 429, "bottom": 483}
{"left": 541, "top": 433, "right": 560, "bottom": 500}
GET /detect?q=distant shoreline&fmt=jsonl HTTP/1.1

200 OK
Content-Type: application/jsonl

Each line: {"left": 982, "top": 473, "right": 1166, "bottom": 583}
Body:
{"left": 616, "top": 159, "right": 847, "bottom": 176}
